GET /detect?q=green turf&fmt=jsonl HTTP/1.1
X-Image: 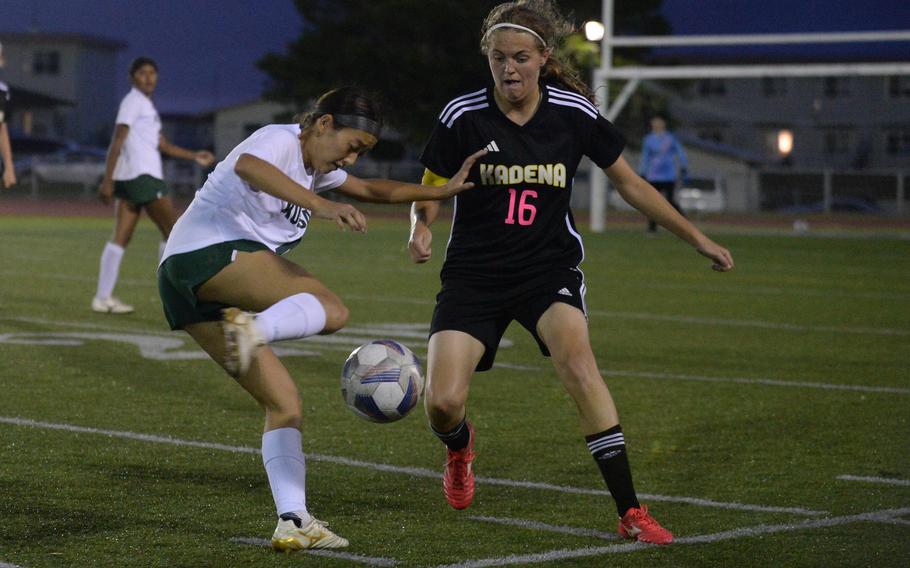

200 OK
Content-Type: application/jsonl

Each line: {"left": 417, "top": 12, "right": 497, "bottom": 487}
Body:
{"left": 0, "top": 212, "right": 908, "bottom": 567}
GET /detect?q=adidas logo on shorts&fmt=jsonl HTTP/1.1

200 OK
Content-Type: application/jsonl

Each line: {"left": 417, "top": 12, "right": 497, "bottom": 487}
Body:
{"left": 557, "top": 287, "right": 573, "bottom": 297}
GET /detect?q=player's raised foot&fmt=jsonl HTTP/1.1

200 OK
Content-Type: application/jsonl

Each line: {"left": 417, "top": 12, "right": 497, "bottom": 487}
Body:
{"left": 91, "top": 296, "right": 134, "bottom": 314}
{"left": 221, "top": 307, "right": 265, "bottom": 377}
{"left": 443, "top": 422, "right": 476, "bottom": 509}
{"left": 271, "top": 512, "right": 349, "bottom": 551}
{"left": 618, "top": 505, "right": 674, "bottom": 545}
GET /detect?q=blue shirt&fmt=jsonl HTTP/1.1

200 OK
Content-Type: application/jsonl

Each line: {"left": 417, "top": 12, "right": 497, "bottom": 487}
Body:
{"left": 639, "top": 132, "right": 688, "bottom": 182}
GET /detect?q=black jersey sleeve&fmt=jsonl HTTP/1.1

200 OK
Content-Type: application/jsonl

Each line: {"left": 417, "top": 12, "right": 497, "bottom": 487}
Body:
{"left": 583, "top": 113, "right": 626, "bottom": 170}
{"left": 419, "top": 119, "right": 463, "bottom": 179}
{"left": 0, "top": 85, "right": 9, "bottom": 124}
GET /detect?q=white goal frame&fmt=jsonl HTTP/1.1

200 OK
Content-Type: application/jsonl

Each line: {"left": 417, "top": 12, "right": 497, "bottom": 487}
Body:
{"left": 588, "top": 0, "right": 910, "bottom": 231}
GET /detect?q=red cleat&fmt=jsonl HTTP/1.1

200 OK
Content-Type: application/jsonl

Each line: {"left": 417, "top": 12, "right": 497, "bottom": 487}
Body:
{"left": 618, "top": 505, "right": 674, "bottom": 544}
{"left": 442, "top": 422, "right": 476, "bottom": 509}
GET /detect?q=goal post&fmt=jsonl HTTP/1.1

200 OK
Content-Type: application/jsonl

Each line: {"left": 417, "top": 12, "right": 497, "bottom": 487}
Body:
{"left": 589, "top": 0, "right": 910, "bottom": 231}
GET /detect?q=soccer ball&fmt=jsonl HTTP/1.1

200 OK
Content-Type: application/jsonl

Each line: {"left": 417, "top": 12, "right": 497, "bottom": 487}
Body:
{"left": 340, "top": 339, "right": 424, "bottom": 423}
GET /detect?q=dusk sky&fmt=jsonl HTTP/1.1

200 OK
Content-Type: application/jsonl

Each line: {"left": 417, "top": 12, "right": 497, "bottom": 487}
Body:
{"left": 1, "top": 0, "right": 907, "bottom": 113}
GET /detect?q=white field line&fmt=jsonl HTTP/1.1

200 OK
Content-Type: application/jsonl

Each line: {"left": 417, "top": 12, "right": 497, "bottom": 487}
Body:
{"left": 467, "top": 516, "right": 621, "bottom": 541}
{"left": 589, "top": 310, "right": 909, "bottom": 337}
{"left": 497, "top": 361, "right": 910, "bottom": 395}
{"left": 0, "top": 416, "right": 826, "bottom": 517}
{"left": 0, "top": 562, "right": 24, "bottom": 568}
{"left": 348, "top": 294, "right": 910, "bottom": 337}
{"left": 600, "top": 369, "right": 910, "bottom": 395}
{"left": 0, "top": 270, "right": 157, "bottom": 288}
{"left": 837, "top": 474, "right": 910, "bottom": 487}
{"left": 230, "top": 537, "right": 398, "bottom": 566}
{"left": 3, "top": 316, "right": 906, "bottom": 395}
{"left": 633, "top": 281, "right": 907, "bottom": 301}
{"left": 434, "top": 508, "right": 910, "bottom": 568}
{"left": 7, "top": 268, "right": 906, "bottom": 302}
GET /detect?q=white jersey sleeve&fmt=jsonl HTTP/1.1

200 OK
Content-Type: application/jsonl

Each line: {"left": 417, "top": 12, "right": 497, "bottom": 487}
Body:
{"left": 115, "top": 92, "right": 142, "bottom": 126}
{"left": 161, "top": 123, "right": 348, "bottom": 263}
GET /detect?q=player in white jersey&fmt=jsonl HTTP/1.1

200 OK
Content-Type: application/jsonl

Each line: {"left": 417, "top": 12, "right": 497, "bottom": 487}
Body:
{"left": 0, "top": 42, "right": 16, "bottom": 189}
{"left": 92, "top": 57, "right": 215, "bottom": 314}
{"left": 157, "top": 86, "right": 483, "bottom": 552}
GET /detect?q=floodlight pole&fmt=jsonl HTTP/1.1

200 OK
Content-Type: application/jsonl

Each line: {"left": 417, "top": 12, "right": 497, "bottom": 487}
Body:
{"left": 589, "top": 0, "right": 613, "bottom": 232}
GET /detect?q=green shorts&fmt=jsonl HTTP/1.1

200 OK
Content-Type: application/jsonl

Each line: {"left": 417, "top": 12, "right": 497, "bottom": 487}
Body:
{"left": 157, "top": 239, "right": 270, "bottom": 330}
{"left": 114, "top": 175, "right": 168, "bottom": 206}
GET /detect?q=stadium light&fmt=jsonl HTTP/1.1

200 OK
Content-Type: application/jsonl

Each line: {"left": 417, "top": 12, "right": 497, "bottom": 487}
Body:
{"left": 584, "top": 21, "right": 605, "bottom": 42}
{"left": 777, "top": 129, "right": 794, "bottom": 156}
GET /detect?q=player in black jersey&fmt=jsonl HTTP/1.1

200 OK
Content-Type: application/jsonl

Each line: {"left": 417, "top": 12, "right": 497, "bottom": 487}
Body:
{"left": 408, "top": 0, "right": 734, "bottom": 545}
{"left": 0, "top": 42, "right": 16, "bottom": 189}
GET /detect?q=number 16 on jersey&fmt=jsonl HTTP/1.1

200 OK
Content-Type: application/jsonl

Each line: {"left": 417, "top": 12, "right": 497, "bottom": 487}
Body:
{"left": 504, "top": 188, "right": 538, "bottom": 226}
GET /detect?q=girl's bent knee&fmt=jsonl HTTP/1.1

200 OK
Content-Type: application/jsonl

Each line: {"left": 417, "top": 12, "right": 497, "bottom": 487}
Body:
{"left": 322, "top": 301, "right": 349, "bottom": 333}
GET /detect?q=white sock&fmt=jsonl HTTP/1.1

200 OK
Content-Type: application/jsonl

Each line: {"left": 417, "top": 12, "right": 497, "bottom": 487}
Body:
{"left": 262, "top": 427, "right": 310, "bottom": 519}
{"left": 255, "top": 293, "right": 327, "bottom": 343}
{"left": 158, "top": 241, "right": 167, "bottom": 263}
{"left": 96, "top": 242, "right": 125, "bottom": 300}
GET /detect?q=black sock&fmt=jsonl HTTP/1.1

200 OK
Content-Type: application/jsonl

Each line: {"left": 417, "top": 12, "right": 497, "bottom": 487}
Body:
{"left": 586, "top": 425, "right": 640, "bottom": 517}
{"left": 432, "top": 419, "right": 471, "bottom": 451}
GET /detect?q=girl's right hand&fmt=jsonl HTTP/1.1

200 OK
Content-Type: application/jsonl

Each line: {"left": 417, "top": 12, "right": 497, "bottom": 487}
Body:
{"left": 314, "top": 199, "right": 367, "bottom": 233}
{"left": 408, "top": 222, "right": 432, "bottom": 263}
{"left": 98, "top": 178, "right": 114, "bottom": 204}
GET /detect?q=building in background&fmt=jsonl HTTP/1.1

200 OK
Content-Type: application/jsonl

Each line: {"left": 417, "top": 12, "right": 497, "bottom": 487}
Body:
{"left": 211, "top": 99, "right": 294, "bottom": 158}
{"left": 650, "top": 55, "right": 910, "bottom": 171}
{"left": 0, "top": 32, "right": 124, "bottom": 145}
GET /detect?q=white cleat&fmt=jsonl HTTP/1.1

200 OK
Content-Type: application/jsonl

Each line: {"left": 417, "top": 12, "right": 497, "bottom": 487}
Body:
{"left": 220, "top": 307, "right": 265, "bottom": 377}
{"left": 91, "top": 296, "right": 134, "bottom": 314}
{"left": 271, "top": 514, "right": 349, "bottom": 552}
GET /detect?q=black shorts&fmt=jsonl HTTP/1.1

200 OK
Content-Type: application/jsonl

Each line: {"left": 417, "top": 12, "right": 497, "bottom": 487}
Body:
{"left": 429, "top": 268, "right": 587, "bottom": 372}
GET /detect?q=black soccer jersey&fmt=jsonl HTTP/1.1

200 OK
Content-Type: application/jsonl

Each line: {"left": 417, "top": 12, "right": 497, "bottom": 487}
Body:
{"left": 420, "top": 82, "right": 626, "bottom": 282}
{"left": 0, "top": 81, "right": 9, "bottom": 124}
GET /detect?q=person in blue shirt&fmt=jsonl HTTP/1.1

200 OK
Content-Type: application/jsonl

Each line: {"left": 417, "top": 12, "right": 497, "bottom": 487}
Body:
{"left": 639, "top": 113, "right": 687, "bottom": 233}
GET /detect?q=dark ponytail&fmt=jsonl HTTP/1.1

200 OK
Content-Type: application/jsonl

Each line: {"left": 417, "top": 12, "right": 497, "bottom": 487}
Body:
{"left": 296, "top": 86, "right": 383, "bottom": 135}
{"left": 480, "top": 0, "right": 595, "bottom": 104}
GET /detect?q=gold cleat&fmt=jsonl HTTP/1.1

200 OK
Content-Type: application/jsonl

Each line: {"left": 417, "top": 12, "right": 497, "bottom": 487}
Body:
{"left": 271, "top": 514, "right": 349, "bottom": 551}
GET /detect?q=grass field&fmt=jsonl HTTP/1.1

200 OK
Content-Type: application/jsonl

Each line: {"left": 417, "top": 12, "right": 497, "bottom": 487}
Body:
{"left": 0, "top": 210, "right": 908, "bottom": 567}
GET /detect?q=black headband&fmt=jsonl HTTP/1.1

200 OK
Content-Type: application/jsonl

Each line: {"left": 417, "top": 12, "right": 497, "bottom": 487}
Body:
{"left": 332, "top": 114, "right": 382, "bottom": 137}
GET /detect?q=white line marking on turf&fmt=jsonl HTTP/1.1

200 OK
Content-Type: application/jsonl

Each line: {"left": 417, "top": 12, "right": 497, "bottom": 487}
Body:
{"left": 467, "top": 516, "right": 621, "bottom": 541}
{"left": 3, "top": 317, "right": 903, "bottom": 395}
{"left": 347, "top": 294, "right": 909, "bottom": 336}
{"left": 499, "top": 360, "right": 909, "bottom": 395}
{"left": 601, "top": 369, "right": 910, "bottom": 395}
{"left": 0, "top": 416, "right": 826, "bottom": 517}
{"left": 837, "top": 474, "right": 910, "bottom": 487}
{"left": 0, "top": 562, "right": 24, "bottom": 568}
{"left": 433, "top": 508, "right": 910, "bottom": 567}
{"left": 634, "top": 281, "right": 908, "bottom": 301}
{"left": 230, "top": 537, "right": 398, "bottom": 566}
{"left": 589, "top": 310, "right": 909, "bottom": 337}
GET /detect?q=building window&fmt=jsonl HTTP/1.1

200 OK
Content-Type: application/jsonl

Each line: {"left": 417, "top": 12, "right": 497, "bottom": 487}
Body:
{"left": 887, "top": 76, "right": 910, "bottom": 98}
{"left": 761, "top": 77, "right": 787, "bottom": 97}
{"left": 33, "top": 51, "right": 60, "bottom": 75}
{"left": 694, "top": 123, "right": 726, "bottom": 144}
{"left": 823, "top": 77, "right": 850, "bottom": 98}
{"left": 885, "top": 129, "right": 910, "bottom": 155}
{"left": 823, "top": 129, "right": 852, "bottom": 155}
{"left": 697, "top": 79, "right": 726, "bottom": 97}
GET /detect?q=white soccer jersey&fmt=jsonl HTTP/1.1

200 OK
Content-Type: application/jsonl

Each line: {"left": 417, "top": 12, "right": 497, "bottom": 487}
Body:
{"left": 161, "top": 124, "right": 347, "bottom": 264}
{"left": 112, "top": 87, "right": 163, "bottom": 181}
